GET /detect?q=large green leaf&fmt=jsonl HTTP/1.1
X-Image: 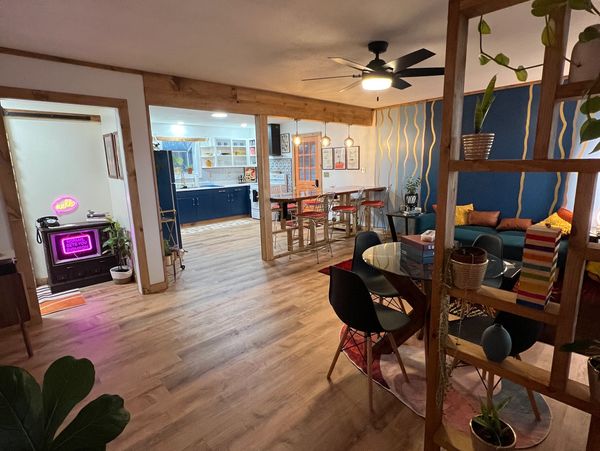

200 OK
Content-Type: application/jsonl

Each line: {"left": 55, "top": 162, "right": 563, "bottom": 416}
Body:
{"left": 579, "top": 25, "right": 600, "bottom": 43}
{"left": 42, "top": 357, "right": 95, "bottom": 445}
{"left": 478, "top": 18, "right": 491, "bottom": 34}
{"left": 50, "top": 395, "right": 130, "bottom": 451}
{"left": 580, "top": 97, "right": 600, "bottom": 115}
{"left": 569, "top": 0, "right": 593, "bottom": 10}
{"left": 0, "top": 366, "right": 44, "bottom": 451}
{"left": 581, "top": 118, "right": 600, "bottom": 143}
{"left": 494, "top": 53, "right": 510, "bottom": 66}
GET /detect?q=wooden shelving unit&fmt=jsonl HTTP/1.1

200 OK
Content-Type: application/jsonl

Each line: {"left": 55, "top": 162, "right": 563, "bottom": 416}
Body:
{"left": 424, "top": 1, "right": 600, "bottom": 450}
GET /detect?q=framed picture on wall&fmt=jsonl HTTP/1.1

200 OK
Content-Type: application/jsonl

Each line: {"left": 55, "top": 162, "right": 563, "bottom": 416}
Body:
{"left": 333, "top": 147, "right": 346, "bottom": 170}
{"left": 322, "top": 147, "right": 334, "bottom": 170}
{"left": 103, "top": 132, "right": 122, "bottom": 179}
{"left": 280, "top": 133, "right": 291, "bottom": 154}
{"left": 346, "top": 146, "right": 360, "bottom": 170}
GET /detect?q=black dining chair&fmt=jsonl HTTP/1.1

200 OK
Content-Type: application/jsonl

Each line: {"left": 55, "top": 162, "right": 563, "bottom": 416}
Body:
{"left": 327, "top": 266, "right": 410, "bottom": 411}
{"left": 473, "top": 233, "right": 504, "bottom": 289}
{"left": 448, "top": 311, "right": 543, "bottom": 420}
{"left": 352, "top": 231, "right": 407, "bottom": 313}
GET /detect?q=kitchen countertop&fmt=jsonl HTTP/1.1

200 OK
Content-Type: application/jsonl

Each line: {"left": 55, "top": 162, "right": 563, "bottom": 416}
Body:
{"left": 176, "top": 183, "right": 253, "bottom": 192}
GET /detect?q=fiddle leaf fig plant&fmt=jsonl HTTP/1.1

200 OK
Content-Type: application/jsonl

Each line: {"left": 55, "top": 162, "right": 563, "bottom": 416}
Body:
{"left": 477, "top": 0, "right": 600, "bottom": 152}
{"left": 0, "top": 356, "right": 130, "bottom": 450}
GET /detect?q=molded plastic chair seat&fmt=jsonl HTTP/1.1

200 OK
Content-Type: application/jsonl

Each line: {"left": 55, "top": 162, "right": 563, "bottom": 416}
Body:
{"left": 374, "top": 303, "right": 411, "bottom": 331}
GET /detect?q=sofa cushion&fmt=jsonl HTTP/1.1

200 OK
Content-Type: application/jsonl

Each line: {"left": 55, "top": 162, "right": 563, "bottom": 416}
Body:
{"left": 468, "top": 210, "right": 500, "bottom": 227}
{"left": 497, "top": 217, "right": 533, "bottom": 231}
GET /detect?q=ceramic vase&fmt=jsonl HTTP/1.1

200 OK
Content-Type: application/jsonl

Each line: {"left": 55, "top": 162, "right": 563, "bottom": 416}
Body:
{"left": 481, "top": 323, "right": 512, "bottom": 363}
{"left": 569, "top": 25, "right": 600, "bottom": 83}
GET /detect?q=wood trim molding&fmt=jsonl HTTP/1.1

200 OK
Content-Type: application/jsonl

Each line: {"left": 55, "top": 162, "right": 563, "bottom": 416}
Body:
{"left": 0, "top": 87, "right": 158, "bottom": 318}
{"left": 2, "top": 109, "right": 101, "bottom": 122}
{"left": 143, "top": 73, "right": 373, "bottom": 126}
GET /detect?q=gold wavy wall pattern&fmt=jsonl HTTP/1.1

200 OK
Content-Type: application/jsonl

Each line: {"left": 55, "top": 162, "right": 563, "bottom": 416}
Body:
{"left": 386, "top": 108, "right": 394, "bottom": 190}
{"left": 376, "top": 109, "right": 384, "bottom": 184}
{"left": 394, "top": 107, "right": 402, "bottom": 210}
{"left": 402, "top": 107, "right": 410, "bottom": 171}
{"left": 548, "top": 102, "right": 567, "bottom": 215}
{"left": 424, "top": 100, "right": 437, "bottom": 212}
{"left": 516, "top": 83, "right": 534, "bottom": 218}
{"left": 561, "top": 100, "right": 583, "bottom": 208}
{"left": 412, "top": 104, "right": 421, "bottom": 178}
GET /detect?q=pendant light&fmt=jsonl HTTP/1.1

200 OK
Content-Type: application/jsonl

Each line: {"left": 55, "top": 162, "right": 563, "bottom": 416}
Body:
{"left": 321, "top": 122, "right": 331, "bottom": 147}
{"left": 344, "top": 124, "right": 354, "bottom": 147}
{"left": 292, "top": 119, "right": 302, "bottom": 146}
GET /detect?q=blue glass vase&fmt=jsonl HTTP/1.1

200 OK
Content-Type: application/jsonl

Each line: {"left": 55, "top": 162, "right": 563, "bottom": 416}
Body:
{"left": 481, "top": 323, "right": 512, "bottom": 363}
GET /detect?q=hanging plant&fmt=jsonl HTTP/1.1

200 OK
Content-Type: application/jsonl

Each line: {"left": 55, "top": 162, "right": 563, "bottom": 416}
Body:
{"left": 477, "top": 0, "right": 600, "bottom": 152}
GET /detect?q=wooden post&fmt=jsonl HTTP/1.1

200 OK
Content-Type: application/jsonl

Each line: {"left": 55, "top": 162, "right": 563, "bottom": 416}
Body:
{"left": 424, "top": 1, "right": 468, "bottom": 449}
{"left": 551, "top": 173, "right": 596, "bottom": 389}
{"left": 255, "top": 115, "right": 273, "bottom": 261}
{"left": 532, "top": 6, "right": 571, "bottom": 159}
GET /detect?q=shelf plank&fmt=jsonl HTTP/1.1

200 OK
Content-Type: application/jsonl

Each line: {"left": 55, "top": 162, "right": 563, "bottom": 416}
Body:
{"left": 448, "top": 286, "right": 559, "bottom": 325}
{"left": 434, "top": 424, "right": 473, "bottom": 451}
{"left": 556, "top": 80, "right": 600, "bottom": 101}
{"left": 459, "top": 0, "right": 527, "bottom": 18}
{"left": 446, "top": 336, "right": 600, "bottom": 415}
{"left": 449, "top": 159, "right": 600, "bottom": 173}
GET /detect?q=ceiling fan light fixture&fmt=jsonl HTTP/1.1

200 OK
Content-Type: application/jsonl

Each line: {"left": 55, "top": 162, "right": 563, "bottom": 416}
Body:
{"left": 361, "top": 72, "right": 392, "bottom": 91}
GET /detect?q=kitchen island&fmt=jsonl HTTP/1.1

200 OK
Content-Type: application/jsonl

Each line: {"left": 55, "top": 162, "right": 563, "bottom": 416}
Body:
{"left": 176, "top": 184, "right": 251, "bottom": 223}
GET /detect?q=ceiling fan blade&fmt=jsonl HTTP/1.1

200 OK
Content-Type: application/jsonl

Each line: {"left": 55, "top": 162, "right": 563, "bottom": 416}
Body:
{"left": 383, "top": 48, "right": 436, "bottom": 72}
{"left": 301, "top": 75, "right": 359, "bottom": 81}
{"left": 338, "top": 79, "right": 362, "bottom": 93}
{"left": 392, "top": 78, "right": 411, "bottom": 90}
{"left": 395, "top": 67, "right": 445, "bottom": 77}
{"left": 329, "top": 57, "right": 373, "bottom": 72}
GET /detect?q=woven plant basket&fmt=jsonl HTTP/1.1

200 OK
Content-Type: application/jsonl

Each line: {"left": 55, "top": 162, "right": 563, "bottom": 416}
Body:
{"left": 462, "top": 133, "right": 495, "bottom": 160}
{"left": 451, "top": 247, "right": 488, "bottom": 290}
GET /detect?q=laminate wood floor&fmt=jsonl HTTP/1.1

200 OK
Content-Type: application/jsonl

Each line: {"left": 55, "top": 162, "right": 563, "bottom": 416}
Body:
{"left": 0, "top": 220, "right": 591, "bottom": 450}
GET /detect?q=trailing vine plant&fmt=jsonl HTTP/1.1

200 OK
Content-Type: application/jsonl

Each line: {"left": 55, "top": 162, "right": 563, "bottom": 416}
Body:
{"left": 478, "top": 0, "right": 600, "bottom": 152}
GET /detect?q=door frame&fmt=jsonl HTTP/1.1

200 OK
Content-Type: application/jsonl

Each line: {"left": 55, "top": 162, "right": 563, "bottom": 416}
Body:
{"left": 293, "top": 132, "right": 322, "bottom": 190}
{"left": 0, "top": 86, "right": 156, "bottom": 322}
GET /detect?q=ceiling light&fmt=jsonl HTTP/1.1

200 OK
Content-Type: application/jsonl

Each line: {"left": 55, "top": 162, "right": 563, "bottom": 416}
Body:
{"left": 361, "top": 72, "right": 392, "bottom": 91}
{"left": 292, "top": 119, "right": 302, "bottom": 146}
{"left": 170, "top": 124, "right": 185, "bottom": 136}
{"left": 211, "top": 112, "right": 228, "bottom": 118}
{"left": 240, "top": 123, "right": 248, "bottom": 128}
{"left": 177, "top": 121, "right": 184, "bottom": 125}
{"left": 344, "top": 124, "right": 354, "bottom": 147}
{"left": 321, "top": 122, "right": 331, "bottom": 147}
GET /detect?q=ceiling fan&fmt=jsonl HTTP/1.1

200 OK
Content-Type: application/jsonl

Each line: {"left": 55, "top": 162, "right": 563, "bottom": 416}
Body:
{"left": 302, "top": 41, "right": 444, "bottom": 92}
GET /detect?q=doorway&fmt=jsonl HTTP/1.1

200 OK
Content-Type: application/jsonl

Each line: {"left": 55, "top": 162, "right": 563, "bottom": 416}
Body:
{"left": 294, "top": 133, "right": 321, "bottom": 190}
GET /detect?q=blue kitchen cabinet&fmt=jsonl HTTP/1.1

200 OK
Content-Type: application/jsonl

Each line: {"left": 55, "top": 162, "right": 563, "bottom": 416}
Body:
{"left": 176, "top": 186, "right": 250, "bottom": 224}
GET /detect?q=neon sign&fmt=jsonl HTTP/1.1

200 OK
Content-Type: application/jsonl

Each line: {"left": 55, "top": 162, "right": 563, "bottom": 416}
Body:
{"left": 60, "top": 234, "right": 93, "bottom": 255}
{"left": 51, "top": 195, "right": 79, "bottom": 215}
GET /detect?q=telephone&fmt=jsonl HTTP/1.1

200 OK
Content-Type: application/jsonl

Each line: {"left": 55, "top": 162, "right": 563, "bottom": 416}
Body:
{"left": 36, "top": 216, "right": 60, "bottom": 244}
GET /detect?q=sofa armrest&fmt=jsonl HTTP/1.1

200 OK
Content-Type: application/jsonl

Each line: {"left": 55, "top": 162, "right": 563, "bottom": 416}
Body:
{"left": 415, "top": 213, "right": 436, "bottom": 234}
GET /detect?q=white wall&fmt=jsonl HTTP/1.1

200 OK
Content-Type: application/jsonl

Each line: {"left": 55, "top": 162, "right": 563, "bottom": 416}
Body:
{"left": 277, "top": 119, "right": 375, "bottom": 190}
{"left": 150, "top": 122, "right": 255, "bottom": 140}
{"left": 0, "top": 53, "right": 164, "bottom": 289}
{"left": 4, "top": 116, "right": 113, "bottom": 280}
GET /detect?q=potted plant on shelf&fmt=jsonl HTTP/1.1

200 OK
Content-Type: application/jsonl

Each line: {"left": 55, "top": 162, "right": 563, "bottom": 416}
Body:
{"left": 103, "top": 219, "right": 133, "bottom": 284}
{"left": 0, "top": 356, "right": 130, "bottom": 448}
{"left": 404, "top": 176, "right": 421, "bottom": 210}
{"left": 560, "top": 339, "right": 600, "bottom": 403}
{"left": 470, "top": 398, "right": 517, "bottom": 450}
{"left": 463, "top": 75, "right": 497, "bottom": 160}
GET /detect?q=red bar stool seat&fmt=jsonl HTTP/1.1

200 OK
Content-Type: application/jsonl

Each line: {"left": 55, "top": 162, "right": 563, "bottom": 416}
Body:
{"left": 362, "top": 200, "right": 385, "bottom": 208}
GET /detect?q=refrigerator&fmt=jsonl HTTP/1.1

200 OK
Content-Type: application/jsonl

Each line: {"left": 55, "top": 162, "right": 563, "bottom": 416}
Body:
{"left": 153, "top": 150, "right": 183, "bottom": 250}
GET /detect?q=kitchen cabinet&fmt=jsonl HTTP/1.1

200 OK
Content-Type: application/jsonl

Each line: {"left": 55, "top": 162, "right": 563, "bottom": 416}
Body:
{"left": 176, "top": 186, "right": 250, "bottom": 224}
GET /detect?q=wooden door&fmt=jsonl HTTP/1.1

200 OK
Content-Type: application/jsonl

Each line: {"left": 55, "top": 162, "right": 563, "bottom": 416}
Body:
{"left": 294, "top": 134, "right": 321, "bottom": 191}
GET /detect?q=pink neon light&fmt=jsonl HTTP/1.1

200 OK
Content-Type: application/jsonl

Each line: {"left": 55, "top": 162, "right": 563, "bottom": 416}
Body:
{"left": 51, "top": 195, "right": 79, "bottom": 215}
{"left": 60, "top": 234, "right": 93, "bottom": 255}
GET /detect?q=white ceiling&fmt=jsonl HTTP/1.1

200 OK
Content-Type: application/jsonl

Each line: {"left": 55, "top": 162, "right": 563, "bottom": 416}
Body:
{"left": 0, "top": 1, "right": 595, "bottom": 108}
{"left": 149, "top": 106, "right": 255, "bottom": 128}
{"left": 0, "top": 99, "right": 112, "bottom": 115}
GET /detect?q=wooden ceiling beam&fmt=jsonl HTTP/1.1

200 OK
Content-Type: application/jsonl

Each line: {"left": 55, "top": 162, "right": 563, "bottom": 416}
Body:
{"left": 142, "top": 73, "right": 374, "bottom": 125}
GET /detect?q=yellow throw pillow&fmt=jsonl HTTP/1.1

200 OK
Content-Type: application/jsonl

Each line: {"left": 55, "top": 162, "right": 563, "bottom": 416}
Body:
{"left": 455, "top": 204, "right": 474, "bottom": 226}
{"left": 587, "top": 261, "right": 600, "bottom": 282}
{"left": 534, "top": 212, "right": 571, "bottom": 236}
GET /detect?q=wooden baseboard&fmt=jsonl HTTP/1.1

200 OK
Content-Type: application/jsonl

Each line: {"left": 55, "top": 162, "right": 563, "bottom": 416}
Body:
{"left": 181, "top": 215, "right": 252, "bottom": 227}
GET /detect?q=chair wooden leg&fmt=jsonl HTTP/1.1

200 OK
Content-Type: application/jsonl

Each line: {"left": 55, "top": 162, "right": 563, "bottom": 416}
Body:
{"left": 387, "top": 333, "right": 409, "bottom": 383}
{"left": 15, "top": 304, "right": 33, "bottom": 357}
{"left": 327, "top": 327, "right": 349, "bottom": 379}
{"left": 396, "top": 297, "right": 407, "bottom": 314}
{"left": 515, "top": 355, "right": 541, "bottom": 421}
{"left": 366, "top": 333, "right": 373, "bottom": 412}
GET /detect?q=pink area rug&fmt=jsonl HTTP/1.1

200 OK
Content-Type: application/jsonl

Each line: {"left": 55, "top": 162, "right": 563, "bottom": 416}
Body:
{"left": 340, "top": 327, "right": 551, "bottom": 449}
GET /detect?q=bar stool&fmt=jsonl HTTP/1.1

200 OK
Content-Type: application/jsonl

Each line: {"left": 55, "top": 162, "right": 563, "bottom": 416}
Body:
{"left": 362, "top": 186, "right": 389, "bottom": 235}
{"left": 332, "top": 188, "right": 364, "bottom": 237}
{"left": 295, "top": 193, "right": 335, "bottom": 263}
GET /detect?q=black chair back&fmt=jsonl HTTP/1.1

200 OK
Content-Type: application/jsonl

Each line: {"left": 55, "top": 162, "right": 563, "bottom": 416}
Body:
{"left": 473, "top": 233, "right": 503, "bottom": 259}
{"left": 495, "top": 311, "right": 542, "bottom": 356}
{"left": 329, "top": 266, "right": 382, "bottom": 333}
{"left": 352, "top": 231, "right": 382, "bottom": 279}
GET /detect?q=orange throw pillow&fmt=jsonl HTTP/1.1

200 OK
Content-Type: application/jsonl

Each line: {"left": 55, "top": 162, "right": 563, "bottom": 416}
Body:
{"left": 557, "top": 207, "right": 573, "bottom": 223}
{"left": 468, "top": 210, "right": 500, "bottom": 227}
{"left": 496, "top": 218, "right": 533, "bottom": 231}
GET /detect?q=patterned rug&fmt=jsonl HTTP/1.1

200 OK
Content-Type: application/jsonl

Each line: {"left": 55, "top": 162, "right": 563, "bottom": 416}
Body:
{"left": 37, "top": 285, "right": 86, "bottom": 316}
{"left": 181, "top": 218, "right": 255, "bottom": 234}
{"left": 341, "top": 327, "right": 551, "bottom": 449}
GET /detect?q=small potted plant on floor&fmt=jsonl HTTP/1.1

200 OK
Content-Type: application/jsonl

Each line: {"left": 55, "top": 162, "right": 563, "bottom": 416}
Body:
{"left": 463, "top": 75, "right": 497, "bottom": 160}
{"left": 404, "top": 176, "right": 421, "bottom": 210}
{"left": 163, "top": 239, "right": 173, "bottom": 267}
{"left": 470, "top": 398, "right": 517, "bottom": 450}
{"left": 103, "top": 219, "right": 133, "bottom": 284}
{"left": 561, "top": 339, "right": 600, "bottom": 403}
